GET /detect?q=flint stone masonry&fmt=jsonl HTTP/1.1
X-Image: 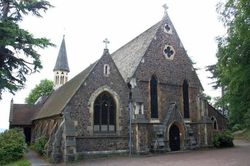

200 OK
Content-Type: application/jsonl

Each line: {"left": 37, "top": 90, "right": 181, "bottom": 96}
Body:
{"left": 10, "top": 10, "right": 228, "bottom": 163}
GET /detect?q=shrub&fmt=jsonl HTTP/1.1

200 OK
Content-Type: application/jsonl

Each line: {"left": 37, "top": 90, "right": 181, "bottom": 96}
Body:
{"left": 212, "top": 131, "right": 234, "bottom": 148}
{"left": 232, "top": 124, "right": 243, "bottom": 132}
{"left": 243, "top": 109, "right": 250, "bottom": 129}
{"left": 32, "top": 136, "right": 48, "bottom": 155}
{"left": 0, "top": 129, "right": 26, "bottom": 165}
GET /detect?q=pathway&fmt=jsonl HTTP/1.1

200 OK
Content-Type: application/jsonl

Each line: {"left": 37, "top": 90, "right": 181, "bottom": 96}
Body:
{"left": 25, "top": 140, "right": 250, "bottom": 166}
{"left": 25, "top": 149, "right": 50, "bottom": 166}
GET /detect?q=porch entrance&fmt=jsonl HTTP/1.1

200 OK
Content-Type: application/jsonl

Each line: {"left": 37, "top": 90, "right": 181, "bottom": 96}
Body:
{"left": 169, "top": 124, "right": 180, "bottom": 151}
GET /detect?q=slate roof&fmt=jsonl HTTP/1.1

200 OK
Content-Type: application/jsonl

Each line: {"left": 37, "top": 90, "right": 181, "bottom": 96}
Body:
{"left": 33, "top": 12, "right": 204, "bottom": 120}
{"left": 53, "top": 37, "right": 70, "bottom": 72}
{"left": 111, "top": 21, "right": 161, "bottom": 82}
{"left": 34, "top": 62, "right": 97, "bottom": 120}
{"left": 9, "top": 104, "right": 40, "bottom": 126}
{"left": 34, "top": 16, "right": 173, "bottom": 120}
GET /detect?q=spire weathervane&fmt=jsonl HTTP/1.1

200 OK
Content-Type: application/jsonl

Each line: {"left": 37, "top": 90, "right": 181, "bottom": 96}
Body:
{"left": 162, "top": 3, "right": 168, "bottom": 15}
{"left": 103, "top": 38, "right": 110, "bottom": 49}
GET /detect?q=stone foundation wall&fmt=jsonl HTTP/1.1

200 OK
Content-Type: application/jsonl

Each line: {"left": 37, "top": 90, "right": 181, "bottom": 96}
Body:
{"left": 76, "top": 136, "right": 128, "bottom": 152}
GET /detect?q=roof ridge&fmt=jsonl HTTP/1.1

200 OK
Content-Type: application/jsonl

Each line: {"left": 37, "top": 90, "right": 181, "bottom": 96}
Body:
{"left": 59, "top": 60, "right": 98, "bottom": 112}
{"left": 34, "top": 61, "right": 98, "bottom": 120}
{"left": 111, "top": 21, "right": 161, "bottom": 56}
{"left": 111, "top": 20, "right": 162, "bottom": 82}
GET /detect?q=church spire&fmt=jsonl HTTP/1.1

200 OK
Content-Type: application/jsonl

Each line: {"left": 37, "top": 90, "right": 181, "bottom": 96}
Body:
{"left": 53, "top": 35, "right": 70, "bottom": 89}
{"left": 53, "top": 35, "right": 70, "bottom": 72}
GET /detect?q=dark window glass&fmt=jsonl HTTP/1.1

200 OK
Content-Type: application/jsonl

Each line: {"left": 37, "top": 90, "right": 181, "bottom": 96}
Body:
{"left": 93, "top": 92, "right": 116, "bottom": 132}
{"left": 214, "top": 121, "right": 217, "bottom": 130}
{"left": 183, "top": 80, "right": 190, "bottom": 118}
{"left": 150, "top": 75, "right": 158, "bottom": 118}
{"left": 94, "top": 104, "right": 100, "bottom": 125}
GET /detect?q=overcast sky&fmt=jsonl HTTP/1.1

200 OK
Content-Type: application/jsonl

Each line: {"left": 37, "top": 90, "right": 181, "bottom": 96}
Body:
{"left": 0, "top": 0, "right": 226, "bottom": 129}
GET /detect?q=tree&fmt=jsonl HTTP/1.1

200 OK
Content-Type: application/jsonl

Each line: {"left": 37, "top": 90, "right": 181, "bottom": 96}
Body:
{"left": 208, "top": 0, "right": 250, "bottom": 128}
{"left": 202, "top": 92, "right": 212, "bottom": 104}
{"left": 25, "top": 79, "right": 53, "bottom": 104}
{"left": 0, "top": 0, "right": 54, "bottom": 99}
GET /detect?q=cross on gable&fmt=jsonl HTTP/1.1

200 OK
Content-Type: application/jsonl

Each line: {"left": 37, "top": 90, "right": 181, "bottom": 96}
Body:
{"left": 162, "top": 3, "right": 168, "bottom": 14}
{"left": 103, "top": 38, "right": 110, "bottom": 49}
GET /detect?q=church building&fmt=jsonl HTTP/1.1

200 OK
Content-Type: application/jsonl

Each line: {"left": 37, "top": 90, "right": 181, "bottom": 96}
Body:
{"left": 9, "top": 7, "right": 227, "bottom": 163}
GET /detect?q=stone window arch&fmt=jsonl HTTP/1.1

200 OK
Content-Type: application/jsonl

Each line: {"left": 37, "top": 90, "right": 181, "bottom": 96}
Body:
{"left": 164, "top": 23, "right": 172, "bottom": 34}
{"left": 183, "top": 79, "right": 190, "bottom": 119}
{"left": 163, "top": 44, "right": 175, "bottom": 60}
{"left": 104, "top": 64, "right": 110, "bottom": 76}
{"left": 150, "top": 75, "right": 158, "bottom": 118}
{"left": 211, "top": 116, "right": 218, "bottom": 130}
{"left": 60, "top": 75, "right": 64, "bottom": 84}
{"left": 55, "top": 75, "right": 59, "bottom": 84}
{"left": 93, "top": 91, "right": 116, "bottom": 133}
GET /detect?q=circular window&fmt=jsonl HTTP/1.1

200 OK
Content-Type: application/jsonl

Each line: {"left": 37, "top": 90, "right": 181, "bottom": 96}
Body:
{"left": 163, "top": 45, "right": 175, "bottom": 60}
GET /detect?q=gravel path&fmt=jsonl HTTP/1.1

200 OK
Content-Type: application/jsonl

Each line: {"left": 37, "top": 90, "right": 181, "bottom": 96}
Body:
{"left": 26, "top": 140, "right": 250, "bottom": 166}
{"left": 25, "top": 149, "right": 50, "bottom": 166}
{"left": 71, "top": 140, "right": 250, "bottom": 166}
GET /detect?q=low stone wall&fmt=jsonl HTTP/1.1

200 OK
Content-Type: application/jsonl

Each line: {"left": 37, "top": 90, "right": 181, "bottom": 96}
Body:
{"left": 76, "top": 135, "right": 128, "bottom": 152}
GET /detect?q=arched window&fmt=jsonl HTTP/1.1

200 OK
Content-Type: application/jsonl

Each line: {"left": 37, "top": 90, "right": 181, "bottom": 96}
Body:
{"left": 55, "top": 76, "right": 59, "bottom": 84}
{"left": 94, "top": 92, "right": 116, "bottom": 132}
{"left": 104, "top": 64, "right": 110, "bottom": 76}
{"left": 150, "top": 75, "right": 158, "bottom": 118}
{"left": 183, "top": 80, "right": 190, "bottom": 118}
{"left": 60, "top": 76, "right": 64, "bottom": 84}
{"left": 211, "top": 117, "right": 218, "bottom": 130}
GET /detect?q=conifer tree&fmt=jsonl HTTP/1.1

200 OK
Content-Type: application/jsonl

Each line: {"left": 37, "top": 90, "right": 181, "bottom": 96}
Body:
{"left": 0, "top": 0, "right": 54, "bottom": 99}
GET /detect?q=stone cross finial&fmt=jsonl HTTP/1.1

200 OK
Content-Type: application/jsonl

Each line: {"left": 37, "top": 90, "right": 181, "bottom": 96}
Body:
{"left": 103, "top": 38, "right": 110, "bottom": 49}
{"left": 162, "top": 3, "right": 168, "bottom": 15}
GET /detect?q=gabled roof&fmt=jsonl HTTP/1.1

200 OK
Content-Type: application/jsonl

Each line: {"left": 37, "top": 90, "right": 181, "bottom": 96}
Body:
{"left": 34, "top": 62, "right": 97, "bottom": 120}
{"left": 9, "top": 104, "right": 40, "bottom": 126}
{"left": 53, "top": 36, "right": 70, "bottom": 72}
{"left": 111, "top": 21, "right": 161, "bottom": 82}
{"left": 34, "top": 11, "right": 205, "bottom": 120}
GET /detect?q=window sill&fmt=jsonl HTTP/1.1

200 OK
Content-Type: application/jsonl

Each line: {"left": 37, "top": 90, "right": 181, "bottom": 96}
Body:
{"left": 150, "top": 119, "right": 160, "bottom": 123}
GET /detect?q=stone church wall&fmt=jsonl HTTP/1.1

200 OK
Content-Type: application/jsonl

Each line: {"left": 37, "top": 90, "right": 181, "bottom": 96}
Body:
{"left": 65, "top": 53, "right": 129, "bottom": 154}
{"left": 133, "top": 25, "right": 202, "bottom": 123}
{"left": 31, "top": 116, "right": 62, "bottom": 143}
{"left": 208, "top": 104, "right": 227, "bottom": 131}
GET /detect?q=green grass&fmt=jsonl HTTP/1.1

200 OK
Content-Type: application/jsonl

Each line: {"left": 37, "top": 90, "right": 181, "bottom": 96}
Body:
{"left": 234, "top": 128, "right": 250, "bottom": 141}
{"left": 4, "top": 159, "right": 30, "bottom": 166}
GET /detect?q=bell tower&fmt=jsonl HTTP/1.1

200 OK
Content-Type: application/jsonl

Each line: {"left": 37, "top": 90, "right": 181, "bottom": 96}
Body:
{"left": 53, "top": 35, "right": 70, "bottom": 89}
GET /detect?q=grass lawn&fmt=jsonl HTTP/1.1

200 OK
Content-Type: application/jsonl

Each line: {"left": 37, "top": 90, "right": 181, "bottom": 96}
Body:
{"left": 4, "top": 159, "right": 30, "bottom": 166}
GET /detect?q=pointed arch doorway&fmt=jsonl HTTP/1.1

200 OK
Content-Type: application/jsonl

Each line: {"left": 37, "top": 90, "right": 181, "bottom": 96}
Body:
{"left": 169, "top": 124, "right": 180, "bottom": 151}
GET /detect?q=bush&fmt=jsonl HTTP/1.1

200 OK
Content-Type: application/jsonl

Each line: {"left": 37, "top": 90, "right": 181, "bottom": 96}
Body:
{"left": 243, "top": 109, "right": 250, "bottom": 129}
{"left": 232, "top": 124, "right": 243, "bottom": 132}
{"left": 212, "top": 131, "right": 234, "bottom": 148}
{"left": 0, "top": 129, "right": 26, "bottom": 165}
{"left": 32, "top": 136, "right": 48, "bottom": 155}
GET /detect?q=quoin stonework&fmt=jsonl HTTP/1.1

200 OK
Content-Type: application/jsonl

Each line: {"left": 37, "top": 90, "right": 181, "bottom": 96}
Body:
{"left": 9, "top": 7, "right": 227, "bottom": 163}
